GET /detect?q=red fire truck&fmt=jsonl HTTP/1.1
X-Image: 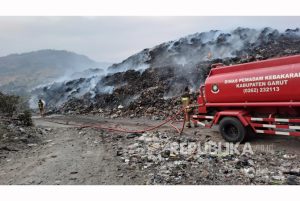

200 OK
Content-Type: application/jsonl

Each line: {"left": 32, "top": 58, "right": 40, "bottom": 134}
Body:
{"left": 192, "top": 55, "right": 300, "bottom": 142}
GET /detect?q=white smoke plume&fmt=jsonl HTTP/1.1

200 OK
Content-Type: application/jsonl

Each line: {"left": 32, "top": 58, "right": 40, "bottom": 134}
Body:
{"left": 30, "top": 27, "right": 300, "bottom": 108}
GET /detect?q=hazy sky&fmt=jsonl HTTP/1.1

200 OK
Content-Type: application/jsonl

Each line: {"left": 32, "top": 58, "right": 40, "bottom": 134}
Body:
{"left": 1, "top": 16, "right": 300, "bottom": 63}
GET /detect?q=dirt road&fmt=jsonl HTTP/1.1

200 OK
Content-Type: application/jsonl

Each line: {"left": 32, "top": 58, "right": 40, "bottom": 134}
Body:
{"left": 0, "top": 115, "right": 149, "bottom": 184}
{"left": 1, "top": 114, "right": 300, "bottom": 185}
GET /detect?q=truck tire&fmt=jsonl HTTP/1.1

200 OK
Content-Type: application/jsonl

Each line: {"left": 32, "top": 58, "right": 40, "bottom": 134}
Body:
{"left": 219, "top": 117, "right": 246, "bottom": 143}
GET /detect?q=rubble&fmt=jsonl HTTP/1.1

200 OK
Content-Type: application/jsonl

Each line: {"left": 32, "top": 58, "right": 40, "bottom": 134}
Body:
{"left": 0, "top": 92, "right": 44, "bottom": 158}
{"left": 30, "top": 27, "right": 300, "bottom": 118}
{"left": 108, "top": 131, "right": 300, "bottom": 185}
{"left": 0, "top": 118, "right": 44, "bottom": 159}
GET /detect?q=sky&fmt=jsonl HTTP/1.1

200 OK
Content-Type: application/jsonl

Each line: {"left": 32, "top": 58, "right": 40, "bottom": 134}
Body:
{"left": 1, "top": 16, "right": 300, "bottom": 63}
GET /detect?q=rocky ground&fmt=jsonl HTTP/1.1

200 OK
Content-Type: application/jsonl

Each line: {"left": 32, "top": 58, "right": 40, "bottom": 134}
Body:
{"left": 1, "top": 114, "right": 300, "bottom": 185}
{"left": 0, "top": 117, "right": 42, "bottom": 157}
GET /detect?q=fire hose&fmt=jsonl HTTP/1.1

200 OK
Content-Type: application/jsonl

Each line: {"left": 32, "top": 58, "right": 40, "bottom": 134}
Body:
{"left": 43, "top": 107, "right": 190, "bottom": 135}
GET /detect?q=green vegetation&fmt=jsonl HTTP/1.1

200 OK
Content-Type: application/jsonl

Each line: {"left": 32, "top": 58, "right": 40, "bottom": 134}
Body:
{"left": 0, "top": 92, "right": 33, "bottom": 126}
{"left": 0, "top": 92, "right": 19, "bottom": 116}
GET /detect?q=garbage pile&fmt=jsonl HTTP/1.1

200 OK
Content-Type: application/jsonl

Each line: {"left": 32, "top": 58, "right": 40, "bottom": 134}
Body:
{"left": 60, "top": 66, "right": 202, "bottom": 118}
{"left": 113, "top": 131, "right": 300, "bottom": 185}
{"left": 32, "top": 27, "right": 300, "bottom": 117}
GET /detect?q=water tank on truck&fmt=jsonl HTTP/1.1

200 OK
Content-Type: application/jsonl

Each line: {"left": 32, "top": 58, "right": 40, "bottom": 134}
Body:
{"left": 194, "top": 55, "right": 300, "bottom": 142}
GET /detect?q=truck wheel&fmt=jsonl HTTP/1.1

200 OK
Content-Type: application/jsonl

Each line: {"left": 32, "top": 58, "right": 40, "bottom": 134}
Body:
{"left": 219, "top": 117, "right": 246, "bottom": 143}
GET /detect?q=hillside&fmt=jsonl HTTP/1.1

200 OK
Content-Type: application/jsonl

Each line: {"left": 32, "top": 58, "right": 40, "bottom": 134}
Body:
{"left": 0, "top": 49, "right": 110, "bottom": 94}
{"left": 31, "top": 27, "right": 300, "bottom": 114}
{"left": 107, "top": 27, "right": 300, "bottom": 72}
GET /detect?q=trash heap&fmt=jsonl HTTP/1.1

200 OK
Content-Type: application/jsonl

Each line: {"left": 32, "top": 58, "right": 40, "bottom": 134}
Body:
{"left": 35, "top": 27, "right": 300, "bottom": 118}
{"left": 112, "top": 131, "right": 300, "bottom": 185}
{"left": 59, "top": 66, "right": 202, "bottom": 118}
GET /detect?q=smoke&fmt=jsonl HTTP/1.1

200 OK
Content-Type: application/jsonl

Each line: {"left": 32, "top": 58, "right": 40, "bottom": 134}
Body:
{"left": 29, "top": 62, "right": 110, "bottom": 108}
{"left": 30, "top": 27, "right": 300, "bottom": 109}
{"left": 29, "top": 50, "right": 150, "bottom": 108}
{"left": 107, "top": 49, "right": 151, "bottom": 73}
{"left": 159, "top": 27, "right": 283, "bottom": 98}
{"left": 29, "top": 95, "right": 39, "bottom": 109}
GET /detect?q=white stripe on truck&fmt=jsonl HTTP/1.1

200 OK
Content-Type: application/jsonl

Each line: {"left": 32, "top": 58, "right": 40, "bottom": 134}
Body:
{"left": 262, "top": 124, "right": 276, "bottom": 128}
{"left": 251, "top": 118, "right": 263, "bottom": 121}
{"left": 275, "top": 131, "right": 290, "bottom": 135}
{"left": 274, "top": 118, "right": 289, "bottom": 123}
{"left": 289, "top": 126, "right": 300, "bottom": 130}
{"left": 255, "top": 129, "right": 290, "bottom": 135}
